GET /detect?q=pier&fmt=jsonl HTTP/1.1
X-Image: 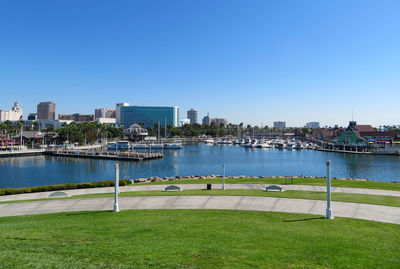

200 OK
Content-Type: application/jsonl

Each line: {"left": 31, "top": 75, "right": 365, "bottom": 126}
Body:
{"left": 0, "top": 149, "right": 46, "bottom": 157}
{"left": 49, "top": 150, "right": 163, "bottom": 161}
{"left": 317, "top": 148, "right": 372, "bottom": 155}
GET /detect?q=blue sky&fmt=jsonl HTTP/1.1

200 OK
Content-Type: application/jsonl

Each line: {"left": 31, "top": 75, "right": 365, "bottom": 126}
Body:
{"left": 0, "top": 0, "right": 399, "bottom": 127}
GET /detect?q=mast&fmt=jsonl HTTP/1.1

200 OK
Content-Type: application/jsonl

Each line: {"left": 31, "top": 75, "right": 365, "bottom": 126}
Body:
{"left": 157, "top": 121, "right": 160, "bottom": 140}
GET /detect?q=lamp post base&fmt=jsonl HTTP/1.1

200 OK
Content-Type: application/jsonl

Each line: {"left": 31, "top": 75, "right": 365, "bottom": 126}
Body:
{"left": 325, "top": 209, "right": 334, "bottom": 219}
{"left": 114, "top": 203, "right": 119, "bottom": 213}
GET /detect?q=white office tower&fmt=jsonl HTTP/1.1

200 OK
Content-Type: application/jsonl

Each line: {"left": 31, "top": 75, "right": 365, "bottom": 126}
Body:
{"left": 116, "top": 102, "right": 130, "bottom": 125}
{"left": 0, "top": 102, "right": 23, "bottom": 122}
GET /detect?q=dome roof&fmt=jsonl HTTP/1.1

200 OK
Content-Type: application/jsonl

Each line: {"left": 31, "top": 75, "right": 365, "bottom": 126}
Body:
{"left": 123, "top": 124, "right": 148, "bottom": 136}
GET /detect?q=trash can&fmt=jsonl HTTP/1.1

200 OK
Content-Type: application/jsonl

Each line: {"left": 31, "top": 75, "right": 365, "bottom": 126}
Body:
{"left": 207, "top": 184, "right": 212, "bottom": 190}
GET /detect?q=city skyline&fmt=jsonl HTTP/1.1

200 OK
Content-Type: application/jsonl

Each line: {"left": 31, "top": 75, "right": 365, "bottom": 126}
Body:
{"left": 1, "top": 1, "right": 400, "bottom": 127}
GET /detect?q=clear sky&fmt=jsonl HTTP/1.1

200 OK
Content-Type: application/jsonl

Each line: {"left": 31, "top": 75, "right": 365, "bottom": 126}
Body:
{"left": 0, "top": 0, "right": 399, "bottom": 127}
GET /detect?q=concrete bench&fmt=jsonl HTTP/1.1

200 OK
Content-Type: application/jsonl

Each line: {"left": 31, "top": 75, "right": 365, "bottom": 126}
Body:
{"left": 48, "top": 191, "right": 70, "bottom": 198}
{"left": 265, "top": 185, "right": 284, "bottom": 192}
{"left": 164, "top": 185, "right": 182, "bottom": 192}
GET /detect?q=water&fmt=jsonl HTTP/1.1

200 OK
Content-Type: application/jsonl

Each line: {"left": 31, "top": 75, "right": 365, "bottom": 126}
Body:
{"left": 1, "top": 144, "right": 400, "bottom": 188}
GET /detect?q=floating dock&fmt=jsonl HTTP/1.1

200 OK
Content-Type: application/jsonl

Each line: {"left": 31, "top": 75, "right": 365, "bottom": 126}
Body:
{"left": 49, "top": 150, "right": 164, "bottom": 161}
{"left": 0, "top": 149, "right": 46, "bottom": 157}
{"left": 317, "top": 148, "right": 372, "bottom": 155}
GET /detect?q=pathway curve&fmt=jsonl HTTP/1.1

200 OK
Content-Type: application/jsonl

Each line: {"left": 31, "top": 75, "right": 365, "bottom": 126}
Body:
{"left": 1, "top": 196, "right": 400, "bottom": 225}
{"left": 1, "top": 184, "right": 400, "bottom": 202}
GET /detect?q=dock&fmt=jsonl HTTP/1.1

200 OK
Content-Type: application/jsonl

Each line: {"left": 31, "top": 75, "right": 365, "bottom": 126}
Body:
{"left": 317, "top": 148, "right": 372, "bottom": 155}
{"left": 0, "top": 149, "right": 46, "bottom": 157}
{"left": 48, "top": 150, "right": 164, "bottom": 161}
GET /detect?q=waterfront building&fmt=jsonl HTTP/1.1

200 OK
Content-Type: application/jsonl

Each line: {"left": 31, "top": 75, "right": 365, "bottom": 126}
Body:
{"left": 211, "top": 118, "right": 228, "bottom": 127}
{"left": 335, "top": 121, "right": 366, "bottom": 145}
{"left": 179, "top": 118, "right": 191, "bottom": 126}
{"left": 116, "top": 102, "right": 130, "bottom": 124}
{"left": 0, "top": 102, "right": 23, "bottom": 122}
{"left": 105, "top": 109, "right": 116, "bottom": 118}
{"left": 202, "top": 113, "right": 211, "bottom": 125}
{"left": 95, "top": 108, "right": 116, "bottom": 119}
{"left": 273, "top": 121, "right": 286, "bottom": 129}
{"left": 27, "top": 113, "right": 37, "bottom": 121}
{"left": 23, "top": 119, "right": 72, "bottom": 131}
{"left": 187, "top": 109, "right": 198, "bottom": 124}
{"left": 58, "top": 114, "right": 94, "bottom": 122}
{"left": 94, "top": 108, "right": 104, "bottom": 119}
{"left": 37, "top": 102, "right": 56, "bottom": 120}
{"left": 96, "top": 117, "right": 117, "bottom": 126}
{"left": 58, "top": 114, "right": 74, "bottom": 121}
{"left": 305, "top": 122, "right": 320, "bottom": 129}
{"left": 120, "top": 106, "right": 179, "bottom": 128}
{"left": 122, "top": 124, "right": 148, "bottom": 141}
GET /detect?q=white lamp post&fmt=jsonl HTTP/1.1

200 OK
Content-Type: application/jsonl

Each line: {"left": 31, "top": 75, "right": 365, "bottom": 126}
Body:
{"left": 222, "top": 164, "right": 225, "bottom": 190}
{"left": 325, "top": 160, "right": 334, "bottom": 219}
{"left": 114, "top": 164, "right": 120, "bottom": 212}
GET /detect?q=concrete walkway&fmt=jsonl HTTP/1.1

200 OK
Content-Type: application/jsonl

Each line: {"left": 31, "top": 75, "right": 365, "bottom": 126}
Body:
{"left": 1, "top": 196, "right": 400, "bottom": 225}
{"left": 1, "top": 183, "right": 400, "bottom": 202}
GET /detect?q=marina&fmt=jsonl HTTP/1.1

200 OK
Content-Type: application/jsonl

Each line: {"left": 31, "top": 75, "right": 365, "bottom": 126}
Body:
{"left": 1, "top": 143, "right": 400, "bottom": 189}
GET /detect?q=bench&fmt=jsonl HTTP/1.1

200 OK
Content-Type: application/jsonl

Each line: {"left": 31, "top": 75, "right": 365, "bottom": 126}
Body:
{"left": 48, "top": 191, "right": 70, "bottom": 198}
{"left": 265, "top": 185, "right": 284, "bottom": 192}
{"left": 164, "top": 185, "right": 182, "bottom": 192}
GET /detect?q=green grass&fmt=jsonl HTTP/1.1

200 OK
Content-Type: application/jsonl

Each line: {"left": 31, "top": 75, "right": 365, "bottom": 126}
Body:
{"left": 3, "top": 188, "right": 400, "bottom": 208}
{"left": 135, "top": 177, "right": 400, "bottom": 190}
{"left": 71, "top": 189, "right": 400, "bottom": 208}
{"left": 0, "top": 210, "right": 399, "bottom": 268}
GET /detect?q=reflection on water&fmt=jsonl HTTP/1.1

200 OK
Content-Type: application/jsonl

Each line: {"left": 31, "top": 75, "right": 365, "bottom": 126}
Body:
{"left": 1, "top": 144, "right": 400, "bottom": 188}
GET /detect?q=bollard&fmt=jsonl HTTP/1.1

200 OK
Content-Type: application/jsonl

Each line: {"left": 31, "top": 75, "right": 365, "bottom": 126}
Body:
{"left": 222, "top": 164, "right": 225, "bottom": 190}
{"left": 114, "top": 164, "right": 120, "bottom": 212}
{"left": 325, "top": 160, "right": 333, "bottom": 219}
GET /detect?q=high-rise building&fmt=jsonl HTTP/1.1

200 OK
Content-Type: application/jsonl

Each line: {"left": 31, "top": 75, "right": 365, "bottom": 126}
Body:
{"left": 0, "top": 102, "right": 23, "bottom": 122}
{"left": 120, "top": 106, "right": 179, "bottom": 128}
{"left": 273, "top": 121, "right": 286, "bottom": 129}
{"left": 105, "top": 109, "right": 116, "bottom": 118}
{"left": 95, "top": 108, "right": 116, "bottom": 120}
{"left": 95, "top": 108, "right": 105, "bottom": 119}
{"left": 27, "top": 113, "right": 37, "bottom": 121}
{"left": 116, "top": 102, "right": 130, "bottom": 124}
{"left": 202, "top": 113, "right": 211, "bottom": 125}
{"left": 37, "top": 102, "right": 56, "bottom": 120}
{"left": 59, "top": 113, "right": 94, "bottom": 122}
{"left": 187, "top": 108, "right": 198, "bottom": 124}
{"left": 211, "top": 118, "right": 228, "bottom": 127}
{"left": 305, "top": 122, "right": 320, "bottom": 129}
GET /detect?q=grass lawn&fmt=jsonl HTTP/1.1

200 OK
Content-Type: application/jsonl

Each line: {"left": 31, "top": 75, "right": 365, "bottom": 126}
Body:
{"left": 71, "top": 189, "right": 400, "bottom": 208}
{"left": 0, "top": 210, "right": 399, "bottom": 268}
{"left": 3, "top": 189, "right": 400, "bottom": 208}
{"left": 134, "top": 177, "right": 400, "bottom": 191}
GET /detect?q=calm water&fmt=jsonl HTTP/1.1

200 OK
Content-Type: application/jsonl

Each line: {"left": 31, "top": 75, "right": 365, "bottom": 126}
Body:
{"left": 1, "top": 144, "right": 400, "bottom": 188}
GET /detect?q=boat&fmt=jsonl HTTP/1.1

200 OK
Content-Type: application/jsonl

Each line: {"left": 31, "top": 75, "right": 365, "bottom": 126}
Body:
{"left": 164, "top": 141, "right": 183, "bottom": 149}
{"left": 285, "top": 143, "right": 294, "bottom": 150}
{"left": 204, "top": 139, "right": 214, "bottom": 144}
{"left": 149, "top": 144, "right": 163, "bottom": 150}
{"left": 108, "top": 141, "right": 131, "bottom": 150}
{"left": 294, "top": 142, "right": 303, "bottom": 150}
{"left": 257, "top": 140, "right": 270, "bottom": 148}
{"left": 133, "top": 144, "right": 148, "bottom": 149}
{"left": 276, "top": 142, "right": 286, "bottom": 150}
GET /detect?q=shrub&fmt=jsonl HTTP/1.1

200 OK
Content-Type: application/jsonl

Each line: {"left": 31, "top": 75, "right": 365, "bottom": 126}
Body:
{"left": 0, "top": 179, "right": 132, "bottom": 196}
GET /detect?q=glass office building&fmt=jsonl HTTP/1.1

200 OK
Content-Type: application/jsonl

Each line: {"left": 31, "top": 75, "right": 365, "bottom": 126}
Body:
{"left": 120, "top": 106, "right": 179, "bottom": 129}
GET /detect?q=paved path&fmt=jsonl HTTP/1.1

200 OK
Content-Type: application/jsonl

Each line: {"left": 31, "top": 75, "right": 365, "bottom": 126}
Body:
{"left": 1, "top": 196, "right": 400, "bottom": 225}
{"left": 1, "top": 184, "right": 400, "bottom": 202}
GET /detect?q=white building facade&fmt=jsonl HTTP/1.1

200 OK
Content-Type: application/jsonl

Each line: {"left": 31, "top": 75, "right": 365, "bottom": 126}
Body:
{"left": 116, "top": 102, "right": 130, "bottom": 125}
{"left": 0, "top": 102, "right": 23, "bottom": 122}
